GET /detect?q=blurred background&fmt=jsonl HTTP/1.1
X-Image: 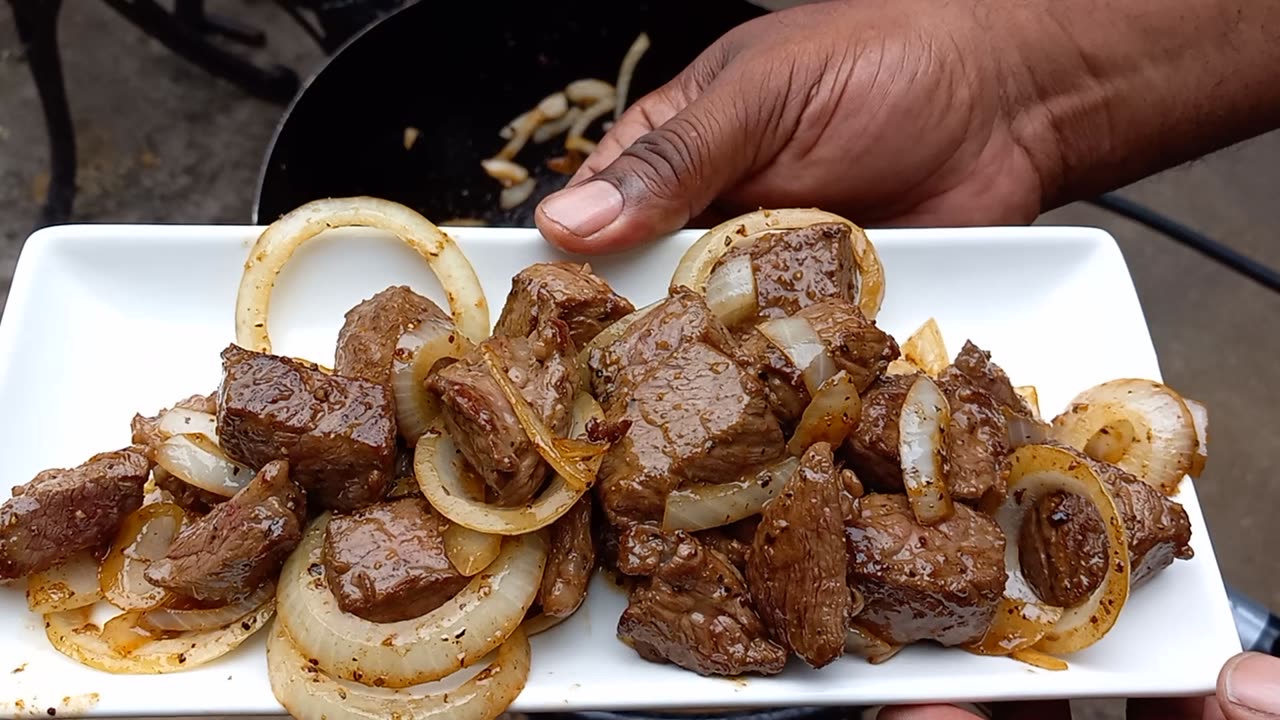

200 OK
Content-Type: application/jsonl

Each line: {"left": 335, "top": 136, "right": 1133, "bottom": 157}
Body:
{"left": 1, "top": 1, "right": 1276, "bottom": 717}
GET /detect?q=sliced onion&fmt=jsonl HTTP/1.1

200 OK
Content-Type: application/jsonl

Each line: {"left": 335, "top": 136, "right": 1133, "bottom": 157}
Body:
{"left": 532, "top": 107, "right": 583, "bottom": 144}
{"left": 703, "top": 253, "right": 758, "bottom": 327}
{"left": 99, "top": 502, "right": 186, "bottom": 611}
{"left": 100, "top": 611, "right": 156, "bottom": 655}
{"left": 498, "top": 111, "right": 529, "bottom": 141}
{"left": 885, "top": 358, "right": 920, "bottom": 376}
{"left": 157, "top": 408, "right": 218, "bottom": 444}
{"left": 898, "top": 375, "right": 954, "bottom": 526}
{"left": 155, "top": 434, "right": 254, "bottom": 498}
{"left": 44, "top": 600, "right": 272, "bottom": 674}
{"left": 670, "top": 208, "right": 886, "bottom": 320}
{"left": 614, "top": 32, "right": 651, "bottom": 120}
{"left": 1015, "top": 385, "right": 1042, "bottom": 420}
{"left": 566, "top": 79, "right": 615, "bottom": 105}
{"left": 140, "top": 581, "right": 276, "bottom": 633}
{"left": 964, "top": 597, "right": 1064, "bottom": 656}
{"left": 523, "top": 611, "right": 569, "bottom": 637}
{"left": 1050, "top": 379, "right": 1197, "bottom": 495}
{"left": 235, "top": 196, "right": 490, "bottom": 351}
{"left": 844, "top": 624, "right": 902, "bottom": 665}
{"left": 997, "top": 444, "right": 1131, "bottom": 655}
{"left": 267, "top": 621, "right": 530, "bottom": 720}
{"left": 902, "top": 318, "right": 949, "bottom": 377}
{"left": 757, "top": 315, "right": 837, "bottom": 396}
{"left": 662, "top": 457, "right": 800, "bottom": 532}
{"left": 27, "top": 551, "right": 104, "bottom": 614}
{"left": 499, "top": 178, "right": 537, "bottom": 210}
{"left": 392, "top": 318, "right": 474, "bottom": 444}
{"left": 1004, "top": 408, "right": 1051, "bottom": 450}
{"left": 481, "top": 346, "right": 605, "bottom": 492}
{"left": 416, "top": 394, "right": 600, "bottom": 535}
{"left": 480, "top": 158, "right": 530, "bottom": 187}
{"left": 566, "top": 95, "right": 617, "bottom": 154}
{"left": 788, "top": 371, "right": 862, "bottom": 456}
{"left": 276, "top": 515, "right": 545, "bottom": 688}
{"left": 1184, "top": 397, "right": 1209, "bottom": 478}
{"left": 1010, "top": 648, "right": 1069, "bottom": 671}
{"left": 444, "top": 524, "right": 502, "bottom": 577}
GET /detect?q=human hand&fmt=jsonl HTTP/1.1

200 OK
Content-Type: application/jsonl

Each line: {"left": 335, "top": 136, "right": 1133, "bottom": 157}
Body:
{"left": 876, "top": 652, "right": 1280, "bottom": 720}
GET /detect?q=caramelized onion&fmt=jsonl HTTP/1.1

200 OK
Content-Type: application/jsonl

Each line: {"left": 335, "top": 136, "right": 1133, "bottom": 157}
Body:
{"left": 662, "top": 457, "right": 800, "bottom": 532}
{"left": 499, "top": 178, "right": 537, "bottom": 210}
{"left": 532, "top": 107, "right": 583, "bottom": 144}
{"left": 1004, "top": 408, "right": 1051, "bottom": 450}
{"left": 496, "top": 92, "right": 569, "bottom": 161}
{"left": 140, "top": 581, "right": 276, "bottom": 633}
{"left": 480, "top": 158, "right": 530, "bottom": 187}
{"left": 565, "top": 95, "right": 617, "bottom": 154}
{"left": 964, "top": 597, "right": 1064, "bottom": 656}
{"left": 1014, "top": 385, "right": 1042, "bottom": 420}
{"left": 392, "top": 319, "right": 474, "bottom": 444}
{"left": 757, "top": 316, "right": 837, "bottom": 395}
{"left": 566, "top": 78, "right": 615, "bottom": 106}
{"left": 27, "top": 551, "right": 103, "bottom": 614}
{"left": 444, "top": 523, "right": 502, "bottom": 577}
{"left": 1185, "top": 397, "right": 1209, "bottom": 478}
{"left": 703, "top": 252, "right": 758, "bottom": 327}
{"left": 155, "top": 434, "right": 254, "bottom": 498}
{"left": 99, "top": 502, "right": 185, "bottom": 611}
{"left": 156, "top": 408, "right": 218, "bottom": 443}
{"left": 898, "top": 375, "right": 954, "bottom": 526}
{"left": 901, "top": 317, "right": 949, "bottom": 377}
{"left": 614, "top": 32, "right": 651, "bottom": 120}
{"left": 844, "top": 624, "right": 902, "bottom": 665}
{"left": 788, "top": 371, "right": 862, "bottom": 456}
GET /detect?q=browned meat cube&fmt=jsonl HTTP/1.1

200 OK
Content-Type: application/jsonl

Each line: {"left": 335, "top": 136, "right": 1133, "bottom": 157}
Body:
{"left": 426, "top": 317, "right": 577, "bottom": 506}
{"left": 146, "top": 460, "right": 305, "bottom": 603}
{"left": 598, "top": 341, "right": 786, "bottom": 528}
{"left": 1019, "top": 454, "right": 1193, "bottom": 607}
{"left": 845, "top": 494, "right": 1005, "bottom": 647}
{"left": 321, "top": 497, "right": 469, "bottom": 623}
{"left": 843, "top": 372, "right": 916, "bottom": 491}
{"left": 334, "top": 286, "right": 451, "bottom": 386}
{"left": 587, "top": 287, "right": 740, "bottom": 407}
{"left": 743, "top": 299, "right": 899, "bottom": 426}
{"left": 538, "top": 497, "right": 596, "bottom": 618}
{"left": 747, "top": 442, "right": 852, "bottom": 668}
{"left": 494, "top": 262, "right": 635, "bottom": 348}
{"left": 942, "top": 340, "right": 1034, "bottom": 418}
{"left": 711, "top": 223, "right": 856, "bottom": 321}
{"left": 938, "top": 373, "right": 1010, "bottom": 503}
{"left": 0, "top": 448, "right": 151, "bottom": 579}
{"left": 617, "top": 529, "right": 787, "bottom": 676}
{"left": 216, "top": 345, "right": 396, "bottom": 513}
{"left": 694, "top": 517, "right": 760, "bottom": 573}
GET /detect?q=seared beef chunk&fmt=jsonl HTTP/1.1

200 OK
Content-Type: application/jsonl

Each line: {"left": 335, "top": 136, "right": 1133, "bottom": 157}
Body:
{"left": 845, "top": 494, "right": 1005, "bottom": 647}
{"left": 694, "top": 517, "right": 760, "bottom": 573}
{"left": 747, "top": 443, "right": 852, "bottom": 668}
{"left": 598, "top": 341, "right": 786, "bottom": 527}
{"left": 617, "top": 529, "right": 787, "bottom": 676}
{"left": 616, "top": 523, "right": 668, "bottom": 576}
{"left": 587, "top": 288, "right": 740, "bottom": 406}
{"left": 713, "top": 223, "right": 856, "bottom": 321}
{"left": 943, "top": 341, "right": 1034, "bottom": 418}
{"left": 844, "top": 373, "right": 916, "bottom": 491}
{"left": 539, "top": 498, "right": 596, "bottom": 617}
{"left": 1020, "top": 455, "right": 1193, "bottom": 606}
{"left": 334, "top": 286, "right": 451, "bottom": 386}
{"left": 146, "top": 460, "right": 305, "bottom": 603}
{"left": 494, "top": 262, "right": 635, "bottom": 348}
{"left": 743, "top": 299, "right": 899, "bottom": 425}
{"left": 217, "top": 345, "right": 396, "bottom": 512}
{"left": 938, "top": 373, "right": 1009, "bottom": 502}
{"left": 130, "top": 393, "right": 218, "bottom": 457}
{"left": 427, "top": 316, "right": 577, "bottom": 506}
{"left": 322, "top": 498, "right": 469, "bottom": 623}
{"left": 0, "top": 448, "right": 150, "bottom": 579}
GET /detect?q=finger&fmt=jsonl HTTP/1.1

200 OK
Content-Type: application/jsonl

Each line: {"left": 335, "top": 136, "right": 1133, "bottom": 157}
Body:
{"left": 876, "top": 704, "right": 986, "bottom": 720}
{"left": 1217, "top": 652, "right": 1280, "bottom": 719}
{"left": 565, "top": 86, "right": 684, "bottom": 188}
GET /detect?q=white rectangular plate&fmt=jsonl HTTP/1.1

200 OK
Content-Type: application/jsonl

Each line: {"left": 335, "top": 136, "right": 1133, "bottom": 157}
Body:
{"left": 0, "top": 223, "right": 1239, "bottom": 717}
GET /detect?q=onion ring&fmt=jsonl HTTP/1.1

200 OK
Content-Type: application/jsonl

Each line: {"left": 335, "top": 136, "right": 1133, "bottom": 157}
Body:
{"left": 392, "top": 318, "right": 474, "bottom": 444}
{"left": 787, "top": 371, "right": 862, "bottom": 456}
{"left": 444, "top": 523, "right": 502, "bottom": 577}
{"left": 662, "top": 457, "right": 800, "bottom": 532}
{"left": 140, "top": 581, "right": 276, "bottom": 633}
{"left": 155, "top": 434, "right": 254, "bottom": 498}
{"left": 898, "top": 375, "right": 954, "bottom": 526}
{"left": 757, "top": 316, "right": 838, "bottom": 396}
{"left": 614, "top": 32, "right": 650, "bottom": 120}
{"left": 99, "top": 502, "right": 186, "bottom": 611}
{"left": 236, "top": 196, "right": 490, "bottom": 352}
{"left": 703, "top": 252, "right": 758, "bottom": 327}
{"left": 27, "top": 551, "right": 103, "bottom": 614}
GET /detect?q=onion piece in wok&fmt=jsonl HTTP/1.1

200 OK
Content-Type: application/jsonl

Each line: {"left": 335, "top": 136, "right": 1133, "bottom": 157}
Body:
{"left": 757, "top": 315, "right": 837, "bottom": 396}
{"left": 235, "top": 197, "right": 490, "bottom": 352}
{"left": 565, "top": 95, "right": 617, "bottom": 155}
{"left": 275, "top": 515, "right": 545, "bottom": 688}
{"left": 898, "top": 375, "right": 954, "bottom": 526}
{"left": 99, "top": 502, "right": 186, "bottom": 611}
{"left": 267, "top": 621, "right": 530, "bottom": 720}
{"left": 614, "top": 32, "right": 650, "bottom": 120}
{"left": 391, "top": 318, "right": 474, "bottom": 444}
{"left": 670, "top": 208, "right": 886, "bottom": 320}
{"left": 662, "top": 457, "right": 800, "bottom": 532}
{"left": 787, "top": 371, "right": 862, "bottom": 456}
{"left": 27, "top": 551, "right": 104, "bottom": 614}
{"left": 155, "top": 433, "right": 254, "bottom": 498}
{"left": 499, "top": 178, "right": 537, "bottom": 210}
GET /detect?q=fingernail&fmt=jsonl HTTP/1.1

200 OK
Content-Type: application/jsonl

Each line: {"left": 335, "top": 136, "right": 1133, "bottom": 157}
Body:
{"left": 1225, "top": 652, "right": 1280, "bottom": 714}
{"left": 541, "top": 181, "right": 623, "bottom": 237}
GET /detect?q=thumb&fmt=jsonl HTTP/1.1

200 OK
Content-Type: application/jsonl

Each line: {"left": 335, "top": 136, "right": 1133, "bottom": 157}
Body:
{"left": 535, "top": 76, "right": 758, "bottom": 255}
{"left": 1218, "top": 652, "right": 1280, "bottom": 719}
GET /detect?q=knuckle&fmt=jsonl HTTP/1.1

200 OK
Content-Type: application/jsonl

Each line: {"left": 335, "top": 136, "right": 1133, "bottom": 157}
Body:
{"left": 618, "top": 121, "right": 708, "bottom": 201}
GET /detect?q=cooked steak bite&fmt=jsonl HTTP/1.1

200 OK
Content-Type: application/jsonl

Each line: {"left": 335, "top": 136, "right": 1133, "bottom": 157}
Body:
{"left": 743, "top": 299, "right": 899, "bottom": 426}
{"left": 334, "top": 285, "right": 451, "bottom": 387}
{"left": 747, "top": 442, "right": 851, "bottom": 668}
{"left": 146, "top": 460, "right": 304, "bottom": 603}
{"left": 539, "top": 497, "right": 596, "bottom": 617}
{"left": 321, "top": 497, "right": 469, "bottom": 623}
{"left": 938, "top": 372, "right": 1010, "bottom": 503}
{"left": 1019, "top": 455, "right": 1193, "bottom": 607}
{"left": 694, "top": 517, "right": 760, "bottom": 573}
{"left": 943, "top": 340, "right": 1034, "bottom": 418}
{"left": 712, "top": 223, "right": 856, "bottom": 321}
{"left": 0, "top": 448, "right": 151, "bottom": 579}
{"left": 845, "top": 494, "right": 1005, "bottom": 647}
{"left": 844, "top": 372, "right": 917, "bottom": 491}
{"left": 130, "top": 393, "right": 218, "bottom": 458}
{"left": 617, "top": 529, "right": 787, "bottom": 676}
{"left": 494, "top": 262, "right": 635, "bottom": 347}
{"left": 216, "top": 344, "right": 396, "bottom": 512}
{"left": 427, "top": 316, "right": 577, "bottom": 506}
{"left": 587, "top": 287, "right": 740, "bottom": 407}
{"left": 597, "top": 341, "right": 786, "bottom": 527}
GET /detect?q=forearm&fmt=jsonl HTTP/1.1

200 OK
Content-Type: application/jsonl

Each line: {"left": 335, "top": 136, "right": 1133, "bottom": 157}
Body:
{"left": 1003, "top": 0, "right": 1280, "bottom": 207}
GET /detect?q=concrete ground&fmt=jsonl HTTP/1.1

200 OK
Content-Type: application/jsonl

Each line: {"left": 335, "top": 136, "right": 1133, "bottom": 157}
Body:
{"left": 1, "top": 2, "right": 1277, "bottom": 718}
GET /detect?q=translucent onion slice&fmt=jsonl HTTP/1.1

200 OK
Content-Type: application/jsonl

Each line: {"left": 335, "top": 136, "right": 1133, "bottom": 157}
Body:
{"left": 1050, "top": 379, "right": 1197, "bottom": 495}
{"left": 140, "top": 581, "right": 276, "bottom": 633}
{"left": 898, "top": 375, "right": 954, "bottom": 526}
{"left": 416, "top": 394, "right": 600, "bottom": 535}
{"left": 44, "top": 601, "right": 273, "bottom": 674}
{"left": 614, "top": 32, "right": 651, "bottom": 120}
{"left": 532, "top": 107, "right": 583, "bottom": 144}
{"left": 522, "top": 612, "right": 570, "bottom": 637}
{"left": 392, "top": 318, "right": 474, "bottom": 444}
{"left": 566, "top": 78, "right": 616, "bottom": 106}
{"left": 276, "top": 516, "right": 545, "bottom": 688}
{"left": 703, "top": 253, "right": 758, "bottom": 327}
{"left": 1184, "top": 397, "right": 1209, "bottom": 478}
{"left": 662, "top": 457, "right": 800, "bottom": 532}
{"left": 901, "top": 318, "right": 949, "bottom": 377}
{"left": 444, "top": 523, "right": 502, "bottom": 577}
{"left": 787, "top": 371, "right": 862, "bottom": 456}
{"left": 99, "top": 502, "right": 186, "bottom": 611}
{"left": 100, "top": 611, "right": 156, "bottom": 655}
{"left": 998, "top": 444, "right": 1131, "bottom": 655}
{"left": 499, "top": 178, "right": 537, "bottom": 210}
{"left": 480, "top": 347, "right": 605, "bottom": 493}
{"left": 1004, "top": 408, "right": 1051, "bottom": 450}
{"left": 267, "top": 621, "right": 530, "bottom": 720}
{"left": 496, "top": 92, "right": 569, "bottom": 160}
{"left": 1010, "top": 648, "right": 1069, "bottom": 671}
{"left": 155, "top": 434, "right": 254, "bottom": 498}
{"left": 27, "top": 551, "right": 104, "bottom": 614}
{"left": 844, "top": 624, "right": 902, "bottom": 665}
{"left": 480, "top": 159, "right": 530, "bottom": 188}
{"left": 670, "top": 208, "right": 886, "bottom": 320}
{"left": 235, "top": 196, "right": 490, "bottom": 352}
{"left": 964, "top": 597, "right": 1064, "bottom": 656}
{"left": 156, "top": 408, "right": 218, "bottom": 444}
{"left": 565, "top": 95, "right": 617, "bottom": 154}
{"left": 757, "top": 316, "right": 837, "bottom": 396}
{"left": 1014, "top": 386, "right": 1042, "bottom": 420}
